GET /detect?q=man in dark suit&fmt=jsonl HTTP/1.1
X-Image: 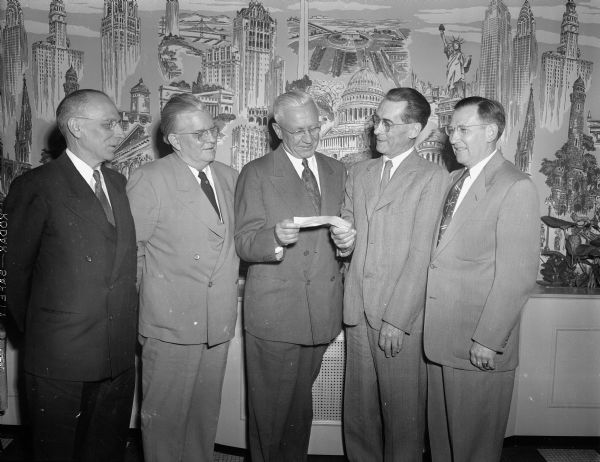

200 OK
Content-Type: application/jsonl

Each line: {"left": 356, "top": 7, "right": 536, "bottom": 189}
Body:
{"left": 127, "top": 94, "right": 239, "bottom": 462}
{"left": 235, "top": 90, "right": 347, "bottom": 462}
{"left": 331, "top": 88, "right": 448, "bottom": 462}
{"left": 424, "top": 97, "right": 540, "bottom": 462}
{"left": 5, "top": 89, "right": 137, "bottom": 461}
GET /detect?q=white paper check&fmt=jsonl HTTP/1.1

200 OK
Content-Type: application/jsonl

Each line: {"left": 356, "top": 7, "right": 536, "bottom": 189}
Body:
{"left": 293, "top": 216, "right": 351, "bottom": 229}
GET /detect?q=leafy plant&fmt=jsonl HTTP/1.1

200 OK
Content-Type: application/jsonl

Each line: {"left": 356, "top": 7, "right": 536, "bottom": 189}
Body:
{"left": 539, "top": 215, "right": 600, "bottom": 288}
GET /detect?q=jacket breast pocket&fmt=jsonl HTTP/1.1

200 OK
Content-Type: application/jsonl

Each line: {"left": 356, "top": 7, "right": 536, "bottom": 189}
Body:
{"left": 454, "top": 219, "right": 496, "bottom": 262}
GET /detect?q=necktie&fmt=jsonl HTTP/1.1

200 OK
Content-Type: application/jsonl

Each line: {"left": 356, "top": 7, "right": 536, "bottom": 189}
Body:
{"left": 437, "top": 168, "right": 469, "bottom": 244}
{"left": 92, "top": 169, "right": 115, "bottom": 226}
{"left": 198, "top": 170, "right": 222, "bottom": 221}
{"left": 380, "top": 159, "right": 393, "bottom": 195}
{"left": 302, "top": 158, "right": 321, "bottom": 213}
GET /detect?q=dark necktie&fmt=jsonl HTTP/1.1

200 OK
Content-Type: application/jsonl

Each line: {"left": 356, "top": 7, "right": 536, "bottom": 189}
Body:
{"left": 302, "top": 158, "right": 321, "bottom": 213}
{"left": 92, "top": 169, "right": 115, "bottom": 226}
{"left": 437, "top": 168, "right": 469, "bottom": 244}
{"left": 198, "top": 170, "right": 222, "bottom": 221}
{"left": 380, "top": 159, "right": 393, "bottom": 195}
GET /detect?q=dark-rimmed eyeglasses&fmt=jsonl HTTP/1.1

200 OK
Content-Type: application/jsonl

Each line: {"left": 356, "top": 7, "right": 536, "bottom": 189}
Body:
{"left": 277, "top": 124, "right": 322, "bottom": 138}
{"left": 73, "top": 117, "right": 120, "bottom": 131}
{"left": 175, "top": 126, "right": 220, "bottom": 141}
{"left": 444, "top": 124, "right": 491, "bottom": 138}
{"left": 372, "top": 114, "right": 413, "bottom": 132}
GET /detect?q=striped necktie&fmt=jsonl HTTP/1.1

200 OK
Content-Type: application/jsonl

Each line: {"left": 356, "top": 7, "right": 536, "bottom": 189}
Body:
{"left": 92, "top": 169, "right": 115, "bottom": 226}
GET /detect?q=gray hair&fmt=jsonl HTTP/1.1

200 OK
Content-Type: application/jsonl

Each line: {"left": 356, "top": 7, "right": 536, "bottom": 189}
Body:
{"left": 161, "top": 93, "right": 209, "bottom": 143}
{"left": 56, "top": 89, "right": 110, "bottom": 137}
{"left": 273, "top": 90, "right": 318, "bottom": 124}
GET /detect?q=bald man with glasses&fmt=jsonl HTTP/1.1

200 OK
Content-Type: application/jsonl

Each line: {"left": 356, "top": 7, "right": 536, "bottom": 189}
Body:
{"left": 127, "top": 93, "right": 239, "bottom": 462}
{"left": 331, "top": 87, "right": 448, "bottom": 462}
{"left": 5, "top": 89, "right": 137, "bottom": 461}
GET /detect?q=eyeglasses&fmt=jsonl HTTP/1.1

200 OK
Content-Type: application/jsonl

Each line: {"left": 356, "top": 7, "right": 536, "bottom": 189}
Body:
{"left": 73, "top": 117, "right": 120, "bottom": 131}
{"left": 175, "top": 126, "right": 220, "bottom": 141}
{"left": 372, "top": 114, "right": 414, "bottom": 132}
{"left": 277, "top": 124, "right": 321, "bottom": 138}
{"left": 444, "top": 124, "right": 490, "bottom": 138}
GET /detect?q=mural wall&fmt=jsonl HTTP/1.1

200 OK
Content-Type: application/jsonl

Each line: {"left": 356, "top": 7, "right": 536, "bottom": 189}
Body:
{"left": 1, "top": 0, "right": 600, "bottom": 253}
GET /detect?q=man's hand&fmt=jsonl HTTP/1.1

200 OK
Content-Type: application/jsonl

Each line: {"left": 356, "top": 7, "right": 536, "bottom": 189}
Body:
{"left": 330, "top": 225, "right": 356, "bottom": 251}
{"left": 470, "top": 341, "right": 496, "bottom": 371}
{"left": 378, "top": 321, "right": 404, "bottom": 358}
{"left": 275, "top": 218, "right": 301, "bottom": 246}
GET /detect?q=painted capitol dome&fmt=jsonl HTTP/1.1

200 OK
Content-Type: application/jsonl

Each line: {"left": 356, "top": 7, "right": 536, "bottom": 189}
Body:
{"left": 319, "top": 68, "right": 384, "bottom": 165}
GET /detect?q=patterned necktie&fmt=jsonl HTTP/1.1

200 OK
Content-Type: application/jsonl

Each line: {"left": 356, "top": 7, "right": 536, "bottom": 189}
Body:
{"left": 380, "top": 159, "right": 393, "bottom": 195}
{"left": 198, "top": 170, "right": 222, "bottom": 221}
{"left": 302, "top": 158, "right": 321, "bottom": 213}
{"left": 92, "top": 169, "right": 115, "bottom": 226}
{"left": 437, "top": 168, "right": 469, "bottom": 244}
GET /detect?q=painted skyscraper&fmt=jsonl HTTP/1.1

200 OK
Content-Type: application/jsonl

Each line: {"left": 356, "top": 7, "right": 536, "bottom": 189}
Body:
{"left": 478, "top": 0, "right": 512, "bottom": 114}
{"left": 233, "top": 1, "right": 276, "bottom": 114}
{"left": 297, "top": 0, "right": 309, "bottom": 79}
{"left": 1, "top": 0, "right": 28, "bottom": 125}
{"left": 231, "top": 107, "right": 270, "bottom": 172}
{"left": 515, "top": 87, "right": 536, "bottom": 175}
{"left": 540, "top": 0, "right": 593, "bottom": 131}
{"left": 63, "top": 66, "right": 80, "bottom": 96}
{"left": 101, "top": 0, "right": 141, "bottom": 107}
{"left": 31, "top": 0, "right": 84, "bottom": 119}
{"left": 511, "top": 0, "right": 537, "bottom": 124}
{"left": 165, "top": 0, "right": 180, "bottom": 37}
{"left": 14, "top": 76, "right": 31, "bottom": 165}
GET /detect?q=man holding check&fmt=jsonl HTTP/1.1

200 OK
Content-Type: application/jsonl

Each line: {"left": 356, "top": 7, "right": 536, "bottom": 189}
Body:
{"left": 235, "top": 89, "right": 350, "bottom": 462}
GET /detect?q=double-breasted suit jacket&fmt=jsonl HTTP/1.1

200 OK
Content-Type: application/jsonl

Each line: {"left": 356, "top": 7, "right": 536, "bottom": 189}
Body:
{"left": 424, "top": 152, "right": 540, "bottom": 371}
{"left": 234, "top": 146, "right": 347, "bottom": 345}
{"left": 5, "top": 153, "right": 137, "bottom": 381}
{"left": 342, "top": 151, "right": 448, "bottom": 332}
{"left": 127, "top": 153, "right": 239, "bottom": 346}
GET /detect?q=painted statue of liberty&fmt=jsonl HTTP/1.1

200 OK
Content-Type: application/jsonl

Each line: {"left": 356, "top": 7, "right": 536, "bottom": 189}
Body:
{"left": 439, "top": 24, "right": 472, "bottom": 99}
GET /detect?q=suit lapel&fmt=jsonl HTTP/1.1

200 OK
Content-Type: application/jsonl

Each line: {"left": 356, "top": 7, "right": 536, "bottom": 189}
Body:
{"left": 433, "top": 152, "right": 504, "bottom": 257}
{"left": 269, "top": 146, "right": 316, "bottom": 216}
{"left": 363, "top": 159, "right": 382, "bottom": 219}
{"left": 315, "top": 152, "right": 335, "bottom": 216}
{"left": 169, "top": 154, "right": 225, "bottom": 238}
{"left": 375, "top": 151, "right": 419, "bottom": 212}
{"left": 103, "top": 167, "right": 130, "bottom": 281}
{"left": 58, "top": 154, "right": 116, "bottom": 238}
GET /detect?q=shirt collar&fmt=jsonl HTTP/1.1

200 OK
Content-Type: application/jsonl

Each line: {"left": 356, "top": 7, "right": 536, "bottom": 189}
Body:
{"left": 467, "top": 149, "right": 497, "bottom": 181}
{"left": 66, "top": 148, "right": 96, "bottom": 185}
{"left": 382, "top": 145, "right": 414, "bottom": 169}
{"left": 283, "top": 147, "right": 317, "bottom": 171}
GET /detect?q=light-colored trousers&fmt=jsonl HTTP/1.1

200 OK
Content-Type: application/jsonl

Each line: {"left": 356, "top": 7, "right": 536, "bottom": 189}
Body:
{"left": 140, "top": 336, "right": 229, "bottom": 462}
{"left": 344, "top": 314, "right": 427, "bottom": 462}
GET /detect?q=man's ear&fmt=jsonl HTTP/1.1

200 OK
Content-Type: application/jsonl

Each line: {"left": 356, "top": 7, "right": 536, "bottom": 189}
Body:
{"left": 167, "top": 133, "right": 180, "bottom": 151}
{"left": 66, "top": 117, "right": 82, "bottom": 139}
{"left": 272, "top": 123, "right": 283, "bottom": 140}
{"left": 408, "top": 122, "right": 423, "bottom": 140}
{"left": 485, "top": 123, "right": 499, "bottom": 142}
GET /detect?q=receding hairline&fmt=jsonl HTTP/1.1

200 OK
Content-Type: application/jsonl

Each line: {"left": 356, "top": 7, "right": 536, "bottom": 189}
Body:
{"left": 56, "top": 89, "right": 115, "bottom": 135}
{"left": 273, "top": 91, "right": 318, "bottom": 124}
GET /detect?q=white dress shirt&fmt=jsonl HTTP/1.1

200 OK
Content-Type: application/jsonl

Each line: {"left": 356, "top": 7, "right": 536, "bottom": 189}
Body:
{"left": 381, "top": 146, "right": 414, "bottom": 179}
{"left": 187, "top": 163, "right": 222, "bottom": 213}
{"left": 284, "top": 149, "right": 321, "bottom": 192}
{"left": 453, "top": 149, "right": 497, "bottom": 215}
{"left": 65, "top": 149, "right": 111, "bottom": 206}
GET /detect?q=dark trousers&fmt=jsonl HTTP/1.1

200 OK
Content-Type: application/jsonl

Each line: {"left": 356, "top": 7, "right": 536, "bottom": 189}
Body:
{"left": 344, "top": 314, "right": 427, "bottom": 462}
{"left": 427, "top": 362, "right": 515, "bottom": 462}
{"left": 245, "top": 332, "right": 328, "bottom": 462}
{"left": 25, "top": 368, "right": 135, "bottom": 462}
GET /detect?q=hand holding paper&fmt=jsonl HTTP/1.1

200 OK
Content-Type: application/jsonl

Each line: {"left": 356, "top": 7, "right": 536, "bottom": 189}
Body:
{"left": 293, "top": 216, "right": 351, "bottom": 230}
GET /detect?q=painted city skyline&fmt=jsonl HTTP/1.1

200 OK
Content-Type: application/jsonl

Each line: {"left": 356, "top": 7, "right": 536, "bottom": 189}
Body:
{"left": 0, "top": 0, "right": 599, "bottom": 226}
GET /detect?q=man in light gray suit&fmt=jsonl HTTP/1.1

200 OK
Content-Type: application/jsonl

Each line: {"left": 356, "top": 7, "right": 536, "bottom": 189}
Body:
{"left": 127, "top": 94, "right": 239, "bottom": 462}
{"left": 424, "top": 97, "right": 540, "bottom": 462}
{"left": 332, "top": 87, "right": 448, "bottom": 462}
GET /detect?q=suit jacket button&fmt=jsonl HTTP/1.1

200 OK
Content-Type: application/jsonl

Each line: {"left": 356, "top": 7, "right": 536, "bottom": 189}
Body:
{"left": 330, "top": 276, "right": 335, "bottom": 281}
{"left": 306, "top": 280, "right": 310, "bottom": 285}
{"left": 208, "top": 281, "right": 213, "bottom": 287}
{"left": 303, "top": 250, "right": 310, "bottom": 256}
{"left": 194, "top": 254, "right": 201, "bottom": 260}
{"left": 85, "top": 256, "right": 92, "bottom": 262}
{"left": 429, "top": 263, "right": 436, "bottom": 269}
